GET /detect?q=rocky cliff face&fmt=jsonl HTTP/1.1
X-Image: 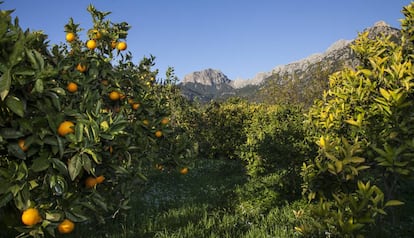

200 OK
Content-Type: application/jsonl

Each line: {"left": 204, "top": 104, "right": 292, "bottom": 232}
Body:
{"left": 179, "top": 69, "right": 235, "bottom": 101}
{"left": 179, "top": 21, "right": 401, "bottom": 102}
{"left": 182, "top": 68, "right": 231, "bottom": 86}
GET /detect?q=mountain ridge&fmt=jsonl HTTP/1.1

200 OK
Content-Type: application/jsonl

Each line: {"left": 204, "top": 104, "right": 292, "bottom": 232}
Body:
{"left": 178, "top": 21, "right": 401, "bottom": 102}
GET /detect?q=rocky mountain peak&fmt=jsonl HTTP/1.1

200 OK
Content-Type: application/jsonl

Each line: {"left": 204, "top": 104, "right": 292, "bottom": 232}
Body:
{"left": 374, "top": 20, "right": 389, "bottom": 27}
{"left": 182, "top": 68, "right": 231, "bottom": 86}
{"left": 363, "top": 20, "right": 400, "bottom": 40}
{"left": 178, "top": 21, "right": 402, "bottom": 102}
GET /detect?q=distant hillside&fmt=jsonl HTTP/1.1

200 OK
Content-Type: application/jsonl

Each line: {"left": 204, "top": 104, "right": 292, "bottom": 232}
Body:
{"left": 178, "top": 21, "right": 401, "bottom": 103}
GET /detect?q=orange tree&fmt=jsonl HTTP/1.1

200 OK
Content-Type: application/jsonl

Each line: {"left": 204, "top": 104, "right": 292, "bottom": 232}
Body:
{"left": 298, "top": 3, "right": 414, "bottom": 237}
{"left": 0, "top": 4, "right": 191, "bottom": 237}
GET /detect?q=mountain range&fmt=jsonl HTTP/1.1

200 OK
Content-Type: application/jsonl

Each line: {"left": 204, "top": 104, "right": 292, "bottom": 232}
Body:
{"left": 178, "top": 21, "right": 401, "bottom": 103}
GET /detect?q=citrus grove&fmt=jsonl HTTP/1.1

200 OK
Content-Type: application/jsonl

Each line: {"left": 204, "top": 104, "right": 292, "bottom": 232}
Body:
{"left": 0, "top": 4, "right": 194, "bottom": 237}
{"left": 1, "top": 2, "right": 414, "bottom": 238}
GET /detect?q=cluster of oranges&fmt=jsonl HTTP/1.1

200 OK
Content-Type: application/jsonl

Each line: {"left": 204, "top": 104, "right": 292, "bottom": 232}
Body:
{"left": 66, "top": 30, "right": 127, "bottom": 51}
{"left": 21, "top": 208, "right": 74, "bottom": 234}
{"left": 16, "top": 10, "right": 176, "bottom": 235}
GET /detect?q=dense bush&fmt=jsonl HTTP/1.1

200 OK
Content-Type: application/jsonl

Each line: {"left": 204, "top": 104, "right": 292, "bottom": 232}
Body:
{"left": 235, "top": 104, "right": 316, "bottom": 216}
{"left": 185, "top": 98, "right": 252, "bottom": 160}
{"left": 300, "top": 3, "right": 414, "bottom": 237}
{"left": 0, "top": 5, "right": 193, "bottom": 237}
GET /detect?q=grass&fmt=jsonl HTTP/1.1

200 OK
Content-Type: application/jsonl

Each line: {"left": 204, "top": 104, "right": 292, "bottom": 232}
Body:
{"left": 62, "top": 158, "right": 305, "bottom": 238}
{"left": 63, "top": 158, "right": 252, "bottom": 237}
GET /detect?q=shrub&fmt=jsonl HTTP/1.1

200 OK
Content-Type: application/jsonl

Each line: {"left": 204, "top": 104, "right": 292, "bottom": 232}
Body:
{"left": 0, "top": 5, "right": 192, "bottom": 237}
{"left": 301, "top": 3, "right": 414, "bottom": 236}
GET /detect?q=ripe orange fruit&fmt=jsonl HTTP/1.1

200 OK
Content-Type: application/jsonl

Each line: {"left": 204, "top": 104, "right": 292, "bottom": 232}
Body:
{"left": 96, "top": 175, "right": 105, "bottom": 184}
{"left": 86, "top": 39, "right": 97, "bottom": 50}
{"left": 76, "top": 63, "right": 87, "bottom": 73}
{"left": 58, "top": 219, "right": 75, "bottom": 234}
{"left": 161, "top": 117, "right": 169, "bottom": 125}
{"left": 18, "top": 138, "right": 28, "bottom": 152}
{"left": 21, "top": 208, "right": 42, "bottom": 226}
{"left": 116, "top": 41, "right": 127, "bottom": 51}
{"left": 57, "top": 121, "right": 75, "bottom": 137}
{"left": 132, "top": 103, "right": 140, "bottom": 110}
{"left": 109, "top": 91, "right": 120, "bottom": 101}
{"left": 127, "top": 98, "right": 134, "bottom": 105}
{"left": 155, "top": 130, "right": 163, "bottom": 138}
{"left": 180, "top": 167, "right": 189, "bottom": 175}
{"left": 85, "top": 177, "right": 97, "bottom": 188}
{"left": 66, "top": 32, "right": 76, "bottom": 42}
{"left": 67, "top": 82, "right": 78, "bottom": 93}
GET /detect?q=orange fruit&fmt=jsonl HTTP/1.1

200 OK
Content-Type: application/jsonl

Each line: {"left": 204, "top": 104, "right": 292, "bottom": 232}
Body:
{"left": 127, "top": 98, "right": 134, "bottom": 105}
{"left": 132, "top": 103, "right": 140, "bottom": 110}
{"left": 161, "top": 117, "right": 169, "bottom": 125}
{"left": 120, "top": 93, "right": 126, "bottom": 100}
{"left": 66, "top": 32, "right": 76, "bottom": 42}
{"left": 155, "top": 130, "right": 163, "bottom": 138}
{"left": 58, "top": 219, "right": 75, "bottom": 234}
{"left": 76, "top": 63, "right": 87, "bottom": 73}
{"left": 86, "top": 39, "right": 97, "bottom": 50}
{"left": 67, "top": 82, "right": 78, "bottom": 93}
{"left": 18, "top": 138, "right": 29, "bottom": 152}
{"left": 96, "top": 175, "right": 105, "bottom": 184}
{"left": 21, "top": 208, "right": 42, "bottom": 226}
{"left": 90, "top": 29, "right": 101, "bottom": 39}
{"left": 57, "top": 121, "right": 75, "bottom": 137}
{"left": 110, "top": 41, "right": 117, "bottom": 49}
{"left": 116, "top": 41, "right": 127, "bottom": 51}
{"left": 85, "top": 177, "right": 97, "bottom": 188}
{"left": 180, "top": 167, "right": 189, "bottom": 175}
{"left": 109, "top": 91, "right": 120, "bottom": 101}
{"left": 143, "top": 119, "right": 150, "bottom": 126}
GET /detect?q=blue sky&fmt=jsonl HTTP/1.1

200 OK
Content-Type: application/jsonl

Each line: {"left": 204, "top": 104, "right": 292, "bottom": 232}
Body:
{"left": 2, "top": 1, "right": 412, "bottom": 81}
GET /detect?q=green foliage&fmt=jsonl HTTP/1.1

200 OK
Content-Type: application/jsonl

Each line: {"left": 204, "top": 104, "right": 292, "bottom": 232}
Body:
{"left": 186, "top": 98, "right": 252, "bottom": 160}
{"left": 0, "top": 4, "right": 194, "bottom": 237}
{"left": 255, "top": 61, "right": 335, "bottom": 106}
{"left": 302, "top": 2, "right": 414, "bottom": 236}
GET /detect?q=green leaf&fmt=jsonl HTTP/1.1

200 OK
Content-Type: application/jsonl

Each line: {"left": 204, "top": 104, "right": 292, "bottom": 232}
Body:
{"left": 68, "top": 154, "right": 83, "bottom": 181}
{"left": 0, "top": 128, "right": 24, "bottom": 139}
{"left": 385, "top": 200, "right": 405, "bottom": 207}
{"left": 75, "top": 122, "right": 84, "bottom": 143}
{"left": 344, "top": 157, "right": 365, "bottom": 164}
{"left": 8, "top": 143, "right": 26, "bottom": 160}
{"left": 50, "top": 87, "right": 66, "bottom": 95}
{"left": 65, "top": 209, "right": 89, "bottom": 222}
{"left": 0, "top": 193, "right": 13, "bottom": 208}
{"left": 31, "top": 156, "right": 50, "bottom": 172}
{"left": 33, "top": 78, "right": 44, "bottom": 93}
{"left": 344, "top": 118, "right": 359, "bottom": 127}
{"left": 5, "top": 95, "right": 24, "bottom": 117}
{"left": 83, "top": 148, "right": 100, "bottom": 164}
{"left": 51, "top": 158, "right": 68, "bottom": 175}
{"left": 379, "top": 88, "right": 390, "bottom": 101}
{"left": 0, "top": 69, "right": 11, "bottom": 100}
{"left": 82, "top": 154, "right": 92, "bottom": 173}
